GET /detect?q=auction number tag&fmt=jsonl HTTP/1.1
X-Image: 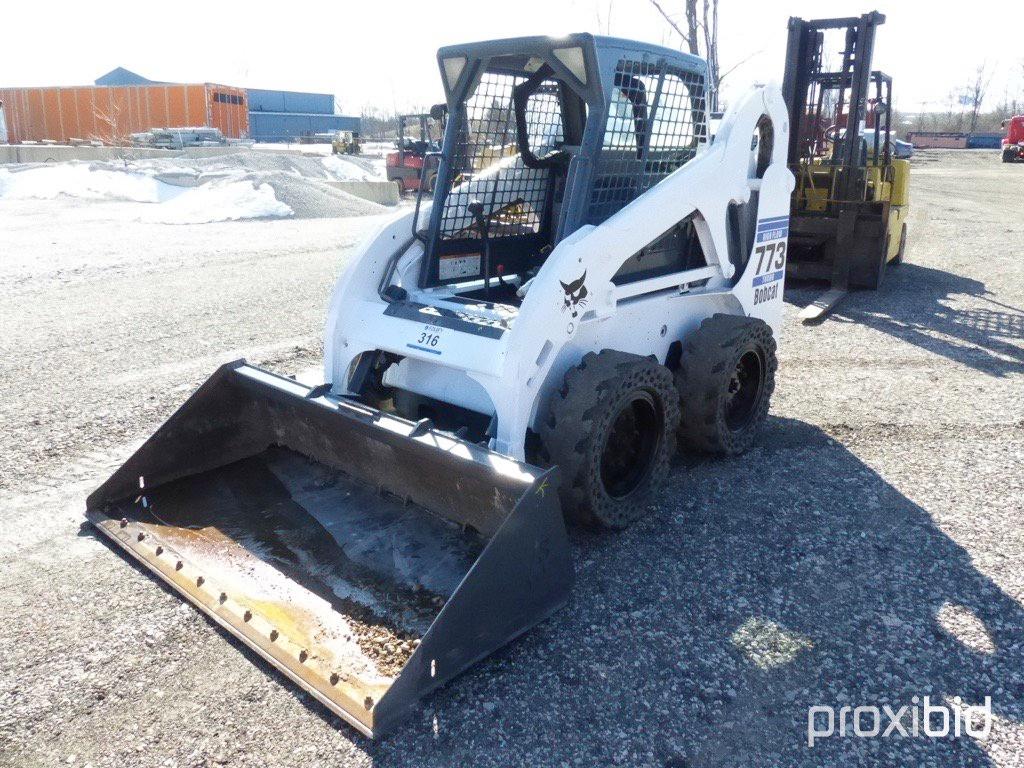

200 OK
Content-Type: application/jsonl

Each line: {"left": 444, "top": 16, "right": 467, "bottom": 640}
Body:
{"left": 407, "top": 324, "right": 444, "bottom": 355}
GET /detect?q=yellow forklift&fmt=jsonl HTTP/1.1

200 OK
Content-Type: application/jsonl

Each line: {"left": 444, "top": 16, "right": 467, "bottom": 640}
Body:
{"left": 782, "top": 12, "right": 910, "bottom": 323}
{"left": 331, "top": 129, "right": 361, "bottom": 155}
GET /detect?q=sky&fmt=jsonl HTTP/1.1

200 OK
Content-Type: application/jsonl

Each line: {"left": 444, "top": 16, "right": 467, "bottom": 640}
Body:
{"left": 2, "top": 0, "right": 1021, "bottom": 117}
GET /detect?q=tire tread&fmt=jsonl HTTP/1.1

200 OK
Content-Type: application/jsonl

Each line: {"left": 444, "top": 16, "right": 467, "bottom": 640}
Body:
{"left": 675, "top": 314, "right": 777, "bottom": 455}
{"left": 540, "top": 351, "right": 679, "bottom": 528}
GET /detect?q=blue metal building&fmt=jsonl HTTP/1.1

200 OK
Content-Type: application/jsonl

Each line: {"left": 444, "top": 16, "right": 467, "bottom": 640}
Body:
{"left": 246, "top": 87, "right": 361, "bottom": 142}
{"left": 247, "top": 88, "right": 333, "bottom": 115}
{"left": 95, "top": 67, "right": 158, "bottom": 86}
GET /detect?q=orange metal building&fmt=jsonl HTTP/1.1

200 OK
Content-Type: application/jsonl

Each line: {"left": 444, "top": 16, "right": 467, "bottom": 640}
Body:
{"left": 0, "top": 83, "right": 249, "bottom": 144}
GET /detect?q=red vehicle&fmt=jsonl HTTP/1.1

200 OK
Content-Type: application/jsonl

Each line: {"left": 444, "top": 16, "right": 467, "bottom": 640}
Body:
{"left": 1002, "top": 116, "right": 1024, "bottom": 163}
{"left": 386, "top": 111, "right": 444, "bottom": 193}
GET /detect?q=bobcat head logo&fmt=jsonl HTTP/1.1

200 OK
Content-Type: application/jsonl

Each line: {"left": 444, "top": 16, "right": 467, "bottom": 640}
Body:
{"left": 560, "top": 271, "right": 588, "bottom": 318}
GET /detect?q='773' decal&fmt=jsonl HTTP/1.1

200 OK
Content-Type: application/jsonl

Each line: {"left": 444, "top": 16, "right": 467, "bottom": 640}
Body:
{"left": 753, "top": 241, "right": 786, "bottom": 283}
{"left": 751, "top": 241, "right": 786, "bottom": 306}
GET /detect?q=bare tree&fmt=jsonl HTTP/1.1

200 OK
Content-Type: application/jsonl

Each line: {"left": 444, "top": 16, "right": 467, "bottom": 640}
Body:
{"left": 648, "top": 0, "right": 753, "bottom": 111}
{"left": 913, "top": 104, "right": 930, "bottom": 132}
{"left": 91, "top": 98, "right": 136, "bottom": 163}
{"left": 1019, "top": 59, "right": 1024, "bottom": 112}
{"left": 1005, "top": 59, "right": 1024, "bottom": 119}
{"left": 649, "top": 0, "right": 709, "bottom": 92}
{"left": 595, "top": 0, "right": 615, "bottom": 35}
{"left": 965, "top": 62, "right": 992, "bottom": 132}
{"left": 700, "top": 0, "right": 719, "bottom": 111}
{"left": 907, "top": 59, "right": 1020, "bottom": 135}
{"left": 360, "top": 107, "right": 399, "bottom": 140}
{"left": 942, "top": 88, "right": 968, "bottom": 133}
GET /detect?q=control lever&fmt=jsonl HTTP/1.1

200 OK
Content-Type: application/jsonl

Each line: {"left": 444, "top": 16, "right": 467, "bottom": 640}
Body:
{"left": 467, "top": 200, "right": 491, "bottom": 299}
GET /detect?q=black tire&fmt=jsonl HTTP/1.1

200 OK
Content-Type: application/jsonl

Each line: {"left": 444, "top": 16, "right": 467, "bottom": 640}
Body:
{"left": 675, "top": 314, "right": 777, "bottom": 456}
{"left": 539, "top": 351, "right": 680, "bottom": 529}
{"left": 892, "top": 223, "right": 907, "bottom": 266}
{"left": 1003, "top": 149, "right": 1014, "bottom": 163}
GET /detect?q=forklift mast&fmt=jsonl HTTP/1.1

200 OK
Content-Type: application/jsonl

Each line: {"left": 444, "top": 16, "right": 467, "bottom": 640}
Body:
{"left": 780, "top": 11, "right": 911, "bottom": 324}
{"left": 782, "top": 11, "right": 885, "bottom": 203}
{"left": 397, "top": 114, "right": 430, "bottom": 157}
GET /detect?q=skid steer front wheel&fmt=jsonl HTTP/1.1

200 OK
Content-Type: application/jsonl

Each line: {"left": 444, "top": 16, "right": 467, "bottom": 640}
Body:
{"left": 675, "top": 314, "right": 777, "bottom": 456}
{"left": 540, "top": 351, "right": 680, "bottom": 529}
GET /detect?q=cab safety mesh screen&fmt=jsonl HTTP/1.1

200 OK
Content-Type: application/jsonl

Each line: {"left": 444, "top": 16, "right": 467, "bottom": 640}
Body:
{"left": 437, "top": 71, "right": 563, "bottom": 241}
{"left": 588, "top": 60, "right": 708, "bottom": 225}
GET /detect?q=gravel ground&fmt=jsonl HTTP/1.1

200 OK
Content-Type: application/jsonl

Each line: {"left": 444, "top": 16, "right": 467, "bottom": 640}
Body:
{"left": 1, "top": 149, "right": 1022, "bottom": 767}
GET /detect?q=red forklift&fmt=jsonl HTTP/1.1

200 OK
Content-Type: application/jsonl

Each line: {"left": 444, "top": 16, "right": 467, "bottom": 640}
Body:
{"left": 1002, "top": 116, "right": 1024, "bottom": 163}
{"left": 386, "top": 108, "right": 446, "bottom": 193}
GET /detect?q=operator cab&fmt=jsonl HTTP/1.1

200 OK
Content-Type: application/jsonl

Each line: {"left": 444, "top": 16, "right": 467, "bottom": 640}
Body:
{"left": 384, "top": 34, "right": 711, "bottom": 322}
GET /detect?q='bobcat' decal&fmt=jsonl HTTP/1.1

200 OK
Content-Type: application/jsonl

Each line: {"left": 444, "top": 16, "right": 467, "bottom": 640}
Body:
{"left": 560, "top": 271, "right": 588, "bottom": 318}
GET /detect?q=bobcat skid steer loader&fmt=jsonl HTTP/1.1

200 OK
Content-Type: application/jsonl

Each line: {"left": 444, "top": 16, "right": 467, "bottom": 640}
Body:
{"left": 86, "top": 34, "right": 793, "bottom": 737}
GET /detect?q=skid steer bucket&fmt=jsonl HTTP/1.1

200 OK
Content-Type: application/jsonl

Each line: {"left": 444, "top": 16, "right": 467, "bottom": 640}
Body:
{"left": 85, "top": 361, "right": 571, "bottom": 737}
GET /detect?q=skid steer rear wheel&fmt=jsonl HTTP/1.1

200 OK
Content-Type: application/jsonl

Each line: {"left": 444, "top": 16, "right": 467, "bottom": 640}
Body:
{"left": 540, "top": 351, "right": 680, "bottom": 529}
{"left": 675, "top": 314, "right": 777, "bottom": 455}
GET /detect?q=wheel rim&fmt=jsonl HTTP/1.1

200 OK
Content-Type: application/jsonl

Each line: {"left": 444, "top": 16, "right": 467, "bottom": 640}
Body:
{"left": 724, "top": 350, "right": 764, "bottom": 432}
{"left": 599, "top": 391, "right": 662, "bottom": 500}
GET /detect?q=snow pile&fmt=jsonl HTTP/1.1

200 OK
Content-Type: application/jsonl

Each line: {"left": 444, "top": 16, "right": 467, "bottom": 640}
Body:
{"left": 127, "top": 149, "right": 388, "bottom": 184}
{"left": 0, "top": 162, "right": 294, "bottom": 223}
{"left": 118, "top": 150, "right": 389, "bottom": 215}
{"left": 0, "top": 164, "right": 171, "bottom": 203}
{"left": 140, "top": 180, "right": 293, "bottom": 224}
{"left": 0, "top": 149, "right": 393, "bottom": 222}
{"left": 234, "top": 171, "right": 384, "bottom": 218}
{"left": 320, "top": 154, "right": 387, "bottom": 181}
